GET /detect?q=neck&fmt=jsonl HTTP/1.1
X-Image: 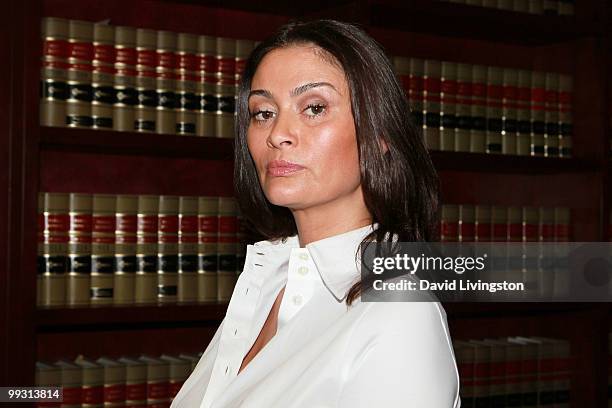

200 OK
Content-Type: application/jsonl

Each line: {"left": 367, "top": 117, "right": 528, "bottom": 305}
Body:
{"left": 291, "top": 186, "right": 372, "bottom": 247}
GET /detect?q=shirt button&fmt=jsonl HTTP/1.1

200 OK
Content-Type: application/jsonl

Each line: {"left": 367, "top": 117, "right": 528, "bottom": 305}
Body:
{"left": 299, "top": 253, "right": 309, "bottom": 260}
{"left": 293, "top": 294, "right": 303, "bottom": 306}
{"left": 298, "top": 266, "right": 309, "bottom": 275}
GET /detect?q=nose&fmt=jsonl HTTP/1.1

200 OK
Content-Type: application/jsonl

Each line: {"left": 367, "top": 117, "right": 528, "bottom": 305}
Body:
{"left": 267, "top": 110, "right": 297, "bottom": 149}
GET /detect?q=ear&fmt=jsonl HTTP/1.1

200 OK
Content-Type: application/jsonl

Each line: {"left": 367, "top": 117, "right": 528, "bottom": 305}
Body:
{"left": 378, "top": 137, "right": 389, "bottom": 154}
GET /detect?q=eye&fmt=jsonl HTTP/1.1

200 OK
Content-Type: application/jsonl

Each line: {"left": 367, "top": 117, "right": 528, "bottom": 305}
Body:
{"left": 251, "top": 110, "right": 276, "bottom": 123}
{"left": 304, "top": 103, "right": 327, "bottom": 118}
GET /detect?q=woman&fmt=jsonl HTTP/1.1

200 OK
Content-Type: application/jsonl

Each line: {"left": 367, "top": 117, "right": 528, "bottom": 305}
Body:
{"left": 172, "top": 19, "right": 460, "bottom": 408}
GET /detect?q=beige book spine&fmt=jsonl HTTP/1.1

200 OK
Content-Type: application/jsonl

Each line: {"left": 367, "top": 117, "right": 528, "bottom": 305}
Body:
{"left": 486, "top": 66, "right": 503, "bottom": 154}
{"left": 42, "top": 192, "right": 69, "bottom": 306}
{"left": 66, "top": 20, "right": 94, "bottom": 128}
{"left": 176, "top": 33, "right": 199, "bottom": 135}
{"left": 530, "top": 71, "right": 546, "bottom": 156}
{"left": 113, "top": 26, "right": 138, "bottom": 132}
{"left": 455, "top": 63, "right": 472, "bottom": 153}
{"left": 41, "top": 17, "right": 69, "bottom": 127}
{"left": 470, "top": 65, "right": 487, "bottom": 153}
{"left": 516, "top": 69, "right": 532, "bottom": 156}
{"left": 215, "top": 37, "right": 236, "bottom": 139}
{"left": 501, "top": 68, "right": 519, "bottom": 155}
{"left": 67, "top": 193, "right": 92, "bottom": 306}
{"left": 74, "top": 357, "right": 104, "bottom": 407}
{"left": 160, "top": 354, "right": 192, "bottom": 400}
{"left": 423, "top": 59, "right": 441, "bottom": 150}
{"left": 440, "top": 61, "right": 458, "bottom": 152}
{"left": 217, "top": 197, "right": 238, "bottom": 301}
{"left": 158, "top": 195, "right": 179, "bottom": 303}
{"left": 198, "top": 196, "right": 219, "bottom": 302}
{"left": 55, "top": 359, "right": 83, "bottom": 408}
{"left": 117, "top": 357, "right": 147, "bottom": 407}
{"left": 135, "top": 28, "right": 158, "bottom": 133}
{"left": 96, "top": 357, "right": 126, "bottom": 407}
{"left": 91, "top": 194, "right": 116, "bottom": 304}
{"left": 156, "top": 31, "right": 178, "bottom": 135}
{"left": 197, "top": 35, "right": 217, "bottom": 137}
{"left": 92, "top": 23, "right": 115, "bottom": 130}
{"left": 544, "top": 72, "right": 560, "bottom": 157}
{"left": 178, "top": 196, "right": 198, "bottom": 302}
{"left": 139, "top": 356, "right": 171, "bottom": 407}
{"left": 136, "top": 195, "right": 159, "bottom": 304}
{"left": 114, "top": 195, "right": 138, "bottom": 305}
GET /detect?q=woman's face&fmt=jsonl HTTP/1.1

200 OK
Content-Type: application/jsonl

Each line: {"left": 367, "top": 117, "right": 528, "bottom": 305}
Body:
{"left": 247, "top": 45, "right": 361, "bottom": 211}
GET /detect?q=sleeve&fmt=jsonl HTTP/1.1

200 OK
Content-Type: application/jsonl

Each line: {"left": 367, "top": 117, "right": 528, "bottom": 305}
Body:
{"left": 336, "top": 302, "right": 460, "bottom": 408}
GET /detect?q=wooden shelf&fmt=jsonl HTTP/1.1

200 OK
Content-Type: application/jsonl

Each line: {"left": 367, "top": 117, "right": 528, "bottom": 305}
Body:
{"left": 36, "top": 302, "right": 228, "bottom": 331}
{"left": 39, "top": 126, "right": 234, "bottom": 160}
{"left": 430, "top": 151, "right": 598, "bottom": 174}
{"left": 367, "top": 0, "right": 600, "bottom": 45}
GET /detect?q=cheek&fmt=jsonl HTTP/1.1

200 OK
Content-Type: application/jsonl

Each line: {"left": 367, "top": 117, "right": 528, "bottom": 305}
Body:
{"left": 310, "top": 118, "right": 360, "bottom": 182}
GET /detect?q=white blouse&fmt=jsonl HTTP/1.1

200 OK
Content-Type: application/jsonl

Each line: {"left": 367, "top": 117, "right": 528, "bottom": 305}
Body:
{"left": 171, "top": 224, "right": 461, "bottom": 408}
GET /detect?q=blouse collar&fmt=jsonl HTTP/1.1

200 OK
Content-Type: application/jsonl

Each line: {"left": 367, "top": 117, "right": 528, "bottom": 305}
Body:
{"left": 253, "top": 223, "right": 378, "bottom": 302}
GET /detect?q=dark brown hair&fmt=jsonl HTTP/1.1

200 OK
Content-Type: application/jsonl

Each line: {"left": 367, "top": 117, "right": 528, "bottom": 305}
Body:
{"left": 234, "top": 19, "right": 440, "bottom": 306}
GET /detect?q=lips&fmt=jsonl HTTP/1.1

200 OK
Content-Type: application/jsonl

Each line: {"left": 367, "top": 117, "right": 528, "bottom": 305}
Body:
{"left": 266, "top": 159, "right": 305, "bottom": 176}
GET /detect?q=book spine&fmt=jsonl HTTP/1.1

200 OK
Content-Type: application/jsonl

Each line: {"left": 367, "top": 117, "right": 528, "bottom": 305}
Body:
{"left": 135, "top": 29, "right": 158, "bottom": 133}
{"left": 176, "top": 33, "right": 199, "bottom": 136}
{"left": 491, "top": 205, "right": 507, "bottom": 242}
{"left": 178, "top": 196, "right": 199, "bottom": 303}
{"left": 474, "top": 205, "right": 492, "bottom": 242}
{"left": 440, "top": 204, "right": 459, "bottom": 242}
{"left": 37, "top": 193, "right": 45, "bottom": 306}
{"left": 80, "top": 361, "right": 104, "bottom": 408}
{"left": 471, "top": 343, "right": 492, "bottom": 408}
{"left": 99, "top": 359, "right": 126, "bottom": 408}
{"left": 66, "top": 20, "right": 94, "bottom": 128}
{"left": 215, "top": 37, "right": 237, "bottom": 139}
{"left": 67, "top": 193, "right": 92, "bottom": 306}
{"left": 523, "top": 206, "right": 539, "bottom": 242}
{"left": 455, "top": 63, "right": 473, "bottom": 152}
{"left": 455, "top": 344, "right": 475, "bottom": 408}
{"left": 35, "top": 362, "right": 62, "bottom": 407}
{"left": 114, "top": 195, "right": 138, "bottom": 305}
{"left": 92, "top": 24, "right": 116, "bottom": 130}
{"left": 423, "top": 60, "right": 441, "bottom": 150}
{"left": 502, "top": 68, "right": 519, "bottom": 155}
{"left": 156, "top": 31, "right": 178, "bottom": 135}
{"left": 141, "top": 358, "right": 170, "bottom": 408}
{"left": 553, "top": 207, "right": 570, "bottom": 242}
{"left": 539, "top": 207, "right": 555, "bottom": 242}
{"left": 42, "top": 192, "right": 69, "bottom": 306}
{"left": 558, "top": 75, "right": 572, "bottom": 157}
{"left": 57, "top": 361, "right": 83, "bottom": 408}
{"left": 544, "top": 72, "right": 560, "bottom": 157}
{"left": 553, "top": 340, "right": 571, "bottom": 408}
{"left": 158, "top": 196, "right": 179, "bottom": 303}
{"left": 40, "top": 17, "right": 69, "bottom": 127}
{"left": 124, "top": 361, "right": 147, "bottom": 408}
{"left": 440, "top": 61, "right": 458, "bottom": 152}
{"left": 459, "top": 204, "right": 476, "bottom": 242}
{"left": 470, "top": 65, "right": 487, "bottom": 153}
{"left": 408, "top": 58, "right": 426, "bottom": 144}
{"left": 197, "top": 35, "right": 217, "bottom": 137}
{"left": 485, "top": 66, "right": 503, "bottom": 154}
{"left": 218, "top": 197, "right": 237, "bottom": 301}
{"left": 198, "top": 196, "right": 219, "bottom": 302}
{"left": 91, "top": 194, "right": 116, "bottom": 304}
{"left": 136, "top": 195, "right": 159, "bottom": 304}
{"left": 530, "top": 71, "right": 546, "bottom": 156}
{"left": 113, "top": 26, "right": 138, "bottom": 132}
{"left": 235, "top": 39, "right": 254, "bottom": 86}
{"left": 507, "top": 206, "right": 522, "bottom": 242}
{"left": 517, "top": 69, "right": 532, "bottom": 156}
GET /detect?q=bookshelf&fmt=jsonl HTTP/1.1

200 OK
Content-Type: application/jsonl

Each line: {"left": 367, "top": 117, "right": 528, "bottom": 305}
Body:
{"left": 1, "top": 0, "right": 610, "bottom": 406}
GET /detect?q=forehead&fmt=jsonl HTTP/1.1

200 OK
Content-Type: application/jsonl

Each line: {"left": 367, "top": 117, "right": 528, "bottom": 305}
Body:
{"left": 251, "top": 45, "right": 347, "bottom": 92}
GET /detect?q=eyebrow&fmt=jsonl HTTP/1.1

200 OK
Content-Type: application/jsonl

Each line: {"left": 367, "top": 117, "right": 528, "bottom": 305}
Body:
{"left": 248, "top": 81, "right": 338, "bottom": 101}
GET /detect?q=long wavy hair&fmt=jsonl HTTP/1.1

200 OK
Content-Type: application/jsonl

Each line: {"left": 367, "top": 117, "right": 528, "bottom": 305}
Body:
{"left": 234, "top": 19, "right": 440, "bottom": 306}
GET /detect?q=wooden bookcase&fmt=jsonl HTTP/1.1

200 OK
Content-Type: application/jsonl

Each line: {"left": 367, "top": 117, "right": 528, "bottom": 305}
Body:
{"left": 1, "top": 0, "right": 610, "bottom": 406}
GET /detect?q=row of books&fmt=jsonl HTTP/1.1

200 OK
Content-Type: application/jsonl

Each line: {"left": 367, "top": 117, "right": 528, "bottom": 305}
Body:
{"left": 41, "top": 17, "right": 256, "bottom": 138}
{"left": 442, "top": 0, "right": 574, "bottom": 15}
{"left": 35, "top": 352, "right": 202, "bottom": 407}
{"left": 393, "top": 57, "right": 572, "bottom": 157}
{"left": 38, "top": 192, "right": 246, "bottom": 307}
{"left": 454, "top": 336, "right": 571, "bottom": 408}
{"left": 440, "top": 204, "right": 571, "bottom": 242}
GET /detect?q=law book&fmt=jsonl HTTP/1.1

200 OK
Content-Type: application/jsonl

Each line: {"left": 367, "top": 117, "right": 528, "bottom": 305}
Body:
{"left": 218, "top": 197, "right": 238, "bottom": 301}
{"left": 486, "top": 338, "right": 523, "bottom": 408}
{"left": 178, "top": 353, "right": 201, "bottom": 372}
{"left": 42, "top": 192, "right": 69, "bottom": 306}
{"left": 440, "top": 204, "right": 459, "bottom": 242}
{"left": 135, "top": 28, "right": 158, "bottom": 133}
{"left": 160, "top": 355, "right": 191, "bottom": 400}
{"left": 530, "top": 71, "right": 546, "bottom": 156}
{"left": 38, "top": 193, "right": 45, "bottom": 306}
{"left": 517, "top": 337, "right": 560, "bottom": 407}
{"left": 41, "top": 17, "right": 69, "bottom": 127}
{"left": 96, "top": 357, "right": 127, "bottom": 408}
{"left": 475, "top": 204, "right": 492, "bottom": 242}
{"left": 455, "top": 63, "right": 472, "bottom": 152}
{"left": 553, "top": 207, "right": 570, "bottom": 242}
{"left": 216, "top": 37, "right": 237, "bottom": 139}
{"left": 91, "top": 194, "right": 116, "bottom": 304}
{"left": 36, "top": 361, "right": 62, "bottom": 407}
{"left": 197, "top": 35, "right": 217, "bottom": 137}
{"left": 467, "top": 340, "right": 492, "bottom": 408}
{"left": 491, "top": 205, "right": 507, "bottom": 242}
{"left": 507, "top": 337, "right": 539, "bottom": 407}
{"left": 459, "top": 204, "right": 476, "bottom": 242}
{"left": 453, "top": 342, "right": 475, "bottom": 408}
{"left": 439, "top": 61, "right": 458, "bottom": 152}
{"left": 156, "top": 31, "right": 178, "bottom": 135}
{"left": 176, "top": 33, "right": 199, "bottom": 135}
{"left": 523, "top": 206, "right": 539, "bottom": 242}
{"left": 393, "top": 57, "right": 420, "bottom": 139}
{"left": 114, "top": 195, "right": 138, "bottom": 305}
{"left": 135, "top": 195, "right": 159, "bottom": 304}
{"left": 470, "top": 65, "right": 487, "bottom": 153}
{"left": 92, "top": 23, "right": 116, "bottom": 130}
{"left": 502, "top": 68, "right": 519, "bottom": 155}
{"left": 74, "top": 357, "right": 104, "bottom": 408}
{"left": 157, "top": 195, "right": 179, "bottom": 303}
{"left": 66, "top": 20, "right": 94, "bottom": 128}
{"left": 113, "top": 26, "right": 138, "bottom": 132}
{"left": 517, "top": 69, "right": 533, "bottom": 156}
{"left": 55, "top": 359, "right": 83, "bottom": 408}
{"left": 423, "top": 59, "right": 441, "bottom": 150}
{"left": 67, "top": 193, "right": 92, "bottom": 306}
{"left": 198, "top": 196, "right": 219, "bottom": 302}
{"left": 558, "top": 75, "right": 572, "bottom": 157}
{"left": 549, "top": 338, "right": 571, "bottom": 408}
{"left": 117, "top": 357, "right": 147, "bottom": 408}
{"left": 544, "top": 72, "right": 560, "bottom": 157}
{"left": 178, "top": 196, "right": 198, "bottom": 303}
{"left": 473, "top": 340, "right": 506, "bottom": 407}
{"left": 235, "top": 39, "right": 255, "bottom": 86}
{"left": 486, "top": 66, "right": 503, "bottom": 154}
{"left": 139, "top": 355, "right": 171, "bottom": 408}
{"left": 408, "top": 58, "right": 426, "bottom": 138}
